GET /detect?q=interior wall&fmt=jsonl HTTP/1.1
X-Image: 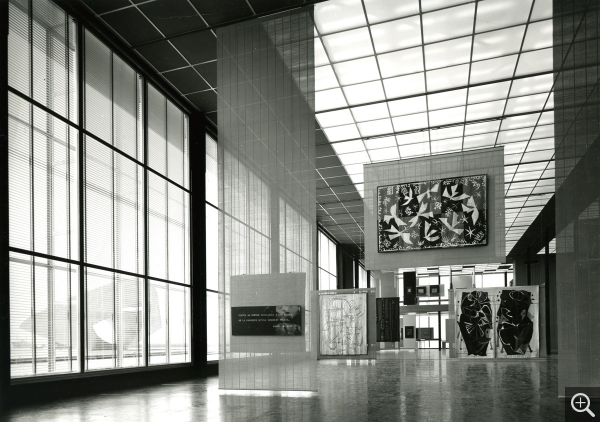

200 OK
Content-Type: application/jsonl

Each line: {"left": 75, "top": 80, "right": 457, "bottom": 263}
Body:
{"left": 553, "top": 0, "right": 600, "bottom": 397}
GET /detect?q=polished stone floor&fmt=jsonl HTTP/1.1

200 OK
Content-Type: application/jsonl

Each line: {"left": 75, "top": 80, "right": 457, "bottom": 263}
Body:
{"left": 5, "top": 350, "right": 563, "bottom": 422}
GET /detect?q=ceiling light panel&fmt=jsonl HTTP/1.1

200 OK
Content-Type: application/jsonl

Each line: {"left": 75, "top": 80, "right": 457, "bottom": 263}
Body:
{"left": 396, "top": 131, "right": 429, "bottom": 145}
{"left": 505, "top": 92, "right": 549, "bottom": 114}
{"left": 421, "top": 0, "right": 470, "bottom": 13}
{"left": 315, "top": 0, "right": 367, "bottom": 35}
{"left": 522, "top": 20, "right": 553, "bottom": 51}
{"left": 332, "top": 140, "right": 366, "bottom": 154}
{"left": 323, "top": 124, "right": 360, "bottom": 142}
{"left": 429, "top": 106, "right": 466, "bottom": 126}
{"left": 363, "top": 0, "right": 420, "bottom": 24}
{"left": 316, "top": 109, "right": 355, "bottom": 128}
{"left": 383, "top": 73, "right": 426, "bottom": 98}
{"left": 358, "top": 118, "right": 394, "bottom": 137}
{"left": 470, "top": 55, "right": 518, "bottom": 84}
{"left": 426, "top": 64, "right": 469, "bottom": 91}
{"left": 428, "top": 88, "right": 467, "bottom": 110}
{"left": 315, "top": 88, "right": 347, "bottom": 112}
{"left": 467, "top": 81, "right": 511, "bottom": 104}
{"left": 501, "top": 113, "right": 541, "bottom": 130}
{"left": 315, "top": 65, "right": 339, "bottom": 91}
{"left": 315, "top": 38, "right": 330, "bottom": 66}
{"left": 334, "top": 56, "right": 381, "bottom": 86}
{"left": 351, "top": 103, "right": 390, "bottom": 122}
{"left": 475, "top": 0, "right": 533, "bottom": 32}
{"left": 466, "top": 100, "right": 507, "bottom": 121}
{"left": 392, "top": 113, "right": 429, "bottom": 132}
{"left": 463, "top": 132, "right": 497, "bottom": 149}
{"left": 368, "top": 146, "right": 400, "bottom": 161}
{"left": 430, "top": 126, "right": 463, "bottom": 141}
{"left": 365, "top": 135, "right": 397, "bottom": 149}
{"left": 431, "top": 137, "right": 463, "bottom": 154}
{"left": 399, "top": 142, "right": 430, "bottom": 158}
{"left": 424, "top": 37, "right": 473, "bottom": 70}
{"left": 464, "top": 120, "right": 501, "bottom": 136}
{"left": 421, "top": 3, "right": 475, "bottom": 43}
{"left": 322, "top": 28, "right": 374, "bottom": 62}
{"left": 343, "top": 80, "right": 386, "bottom": 105}
{"left": 531, "top": 0, "right": 552, "bottom": 20}
{"left": 388, "top": 96, "right": 428, "bottom": 116}
{"left": 515, "top": 48, "right": 553, "bottom": 75}
{"left": 472, "top": 26, "right": 526, "bottom": 62}
{"left": 371, "top": 16, "right": 422, "bottom": 54}
{"left": 338, "top": 151, "right": 371, "bottom": 165}
{"left": 377, "top": 47, "right": 424, "bottom": 78}
{"left": 510, "top": 74, "right": 553, "bottom": 97}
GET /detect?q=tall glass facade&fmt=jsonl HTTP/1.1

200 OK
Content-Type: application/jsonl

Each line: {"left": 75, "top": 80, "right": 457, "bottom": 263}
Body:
{"left": 7, "top": 0, "right": 191, "bottom": 378}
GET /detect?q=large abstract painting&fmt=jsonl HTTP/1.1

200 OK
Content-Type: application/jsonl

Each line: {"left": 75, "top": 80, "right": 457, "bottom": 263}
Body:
{"left": 319, "top": 293, "right": 367, "bottom": 355}
{"left": 496, "top": 290, "right": 536, "bottom": 357}
{"left": 377, "top": 175, "right": 487, "bottom": 252}
{"left": 454, "top": 287, "right": 539, "bottom": 358}
{"left": 457, "top": 291, "right": 494, "bottom": 357}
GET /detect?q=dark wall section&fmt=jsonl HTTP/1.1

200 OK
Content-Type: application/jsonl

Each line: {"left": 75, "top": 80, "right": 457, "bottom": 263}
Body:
{"left": 337, "top": 245, "right": 356, "bottom": 289}
{"left": 553, "top": 0, "right": 600, "bottom": 396}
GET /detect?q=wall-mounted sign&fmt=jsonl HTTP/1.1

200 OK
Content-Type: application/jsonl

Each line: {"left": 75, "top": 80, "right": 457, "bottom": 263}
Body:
{"left": 430, "top": 285, "right": 440, "bottom": 296}
{"left": 231, "top": 305, "right": 302, "bottom": 336}
{"left": 405, "top": 326, "right": 415, "bottom": 339}
{"left": 377, "top": 175, "right": 487, "bottom": 252}
{"left": 416, "top": 286, "right": 428, "bottom": 296}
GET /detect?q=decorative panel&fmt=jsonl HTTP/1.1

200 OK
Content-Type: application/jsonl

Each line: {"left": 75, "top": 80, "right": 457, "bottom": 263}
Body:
{"left": 217, "top": 8, "right": 316, "bottom": 391}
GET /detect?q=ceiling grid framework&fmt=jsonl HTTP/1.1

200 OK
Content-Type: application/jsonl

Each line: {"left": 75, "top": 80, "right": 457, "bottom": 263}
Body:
{"left": 76, "top": 0, "right": 556, "bottom": 259}
{"left": 313, "top": 0, "right": 555, "bottom": 256}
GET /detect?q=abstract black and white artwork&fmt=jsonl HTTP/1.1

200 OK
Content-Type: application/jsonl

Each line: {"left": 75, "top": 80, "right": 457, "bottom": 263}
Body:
{"left": 405, "top": 326, "right": 414, "bottom": 338}
{"left": 457, "top": 291, "right": 493, "bottom": 357}
{"left": 376, "top": 298, "right": 400, "bottom": 342}
{"left": 377, "top": 175, "right": 487, "bottom": 252}
{"left": 496, "top": 290, "right": 534, "bottom": 355}
{"left": 416, "top": 286, "right": 427, "bottom": 296}
{"left": 319, "top": 293, "right": 368, "bottom": 355}
{"left": 430, "top": 285, "right": 440, "bottom": 296}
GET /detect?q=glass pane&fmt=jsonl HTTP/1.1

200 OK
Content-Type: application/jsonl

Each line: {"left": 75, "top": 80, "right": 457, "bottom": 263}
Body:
{"left": 206, "top": 291, "right": 219, "bottom": 361}
{"left": 10, "top": 252, "right": 79, "bottom": 378}
{"left": 85, "top": 268, "right": 144, "bottom": 370}
{"left": 206, "top": 135, "right": 218, "bottom": 206}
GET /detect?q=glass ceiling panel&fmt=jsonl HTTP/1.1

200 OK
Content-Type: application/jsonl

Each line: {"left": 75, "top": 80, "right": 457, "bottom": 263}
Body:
{"left": 421, "top": 3, "right": 475, "bottom": 43}
{"left": 515, "top": 48, "right": 553, "bottom": 75}
{"left": 523, "top": 20, "right": 553, "bottom": 51}
{"left": 322, "top": 28, "right": 374, "bottom": 62}
{"left": 428, "top": 88, "right": 467, "bottom": 110}
{"left": 334, "top": 57, "right": 380, "bottom": 86}
{"left": 364, "top": 135, "right": 396, "bottom": 149}
{"left": 468, "top": 81, "right": 511, "bottom": 104}
{"left": 314, "top": 0, "right": 554, "bottom": 255}
{"left": 314, "top": 0, "right": 367, "bottom": 35}
{"left": 368, "top": 146, "right": 400, "bottom": 162}
{"left": 392, "top": 113, "right": 429, "bottom": 132}
{"left": 470, "top": 55, "right": 518, "bottom": 84}
{"left": 383, "top": 73, "right": 426, "bottom": 98}
{"left": 315, "top": 88, "right": 347, "bottom": 112}
{"left": 377, "top": 47, "right": 424, "bottom": 78}
{"left": 351, "top": 103, "right": 390, "bottom": 122}
{"left": 358, "top": 118, "right": 394, "bottom": 137}
{"left": 371, "top": 16, "right": 422, "bottom": 54}
{"left": 426, "top": 64, "right": 470, "bottom": 91}
{"left": 388, "top": 96, "right": 428, "bottom": 117}
{"left": 474, "top": 0, "right": 533, "bottom": 32}
{"left": 315, "top": 65, "right": 339, "bottom": 91}
{"left": 316, "top": 109, "right": 355, "bottom": 128}
{"left": 343, "top": 80, "right": 386, "bottom": 105}
{"left": 424, "top": 37, "right": 472, "bottom": 70}
{"left": 363, "top": 0, "right": 420, "bottom": 24}
{"left": 472, "top": 26, "right": 526, "bottom": 62}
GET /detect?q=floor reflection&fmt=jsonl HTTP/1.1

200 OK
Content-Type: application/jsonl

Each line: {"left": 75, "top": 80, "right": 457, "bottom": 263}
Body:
{"left": 6, "top": 350, "right": 563, "bottom": 421}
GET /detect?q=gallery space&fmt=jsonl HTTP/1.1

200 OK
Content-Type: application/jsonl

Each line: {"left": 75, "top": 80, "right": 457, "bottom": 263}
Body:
{"left": 0, "top": 0, "right": 598, "bottom": 420}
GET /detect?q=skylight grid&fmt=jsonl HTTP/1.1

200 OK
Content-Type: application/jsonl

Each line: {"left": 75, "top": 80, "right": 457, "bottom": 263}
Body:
{"left": 314, "top": 0, "right": 553, "bottom": 255}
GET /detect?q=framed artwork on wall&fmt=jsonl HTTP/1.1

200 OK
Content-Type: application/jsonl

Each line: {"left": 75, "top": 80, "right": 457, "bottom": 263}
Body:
{"left": 377, "top": 175, "right": 487, "bottom": 252}
{"left": 430, "top": 285, "right": 440, "bottom": 296}
{"left": 405, "top": 326, "right": 414, "bottom": 338}
{"left": 416, "top": 286, "right": 428, "bottom": 296}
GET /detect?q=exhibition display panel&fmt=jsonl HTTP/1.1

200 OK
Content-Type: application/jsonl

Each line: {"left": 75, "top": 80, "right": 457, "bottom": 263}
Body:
{"left": 454, "top": 286, "right": 539, "bottom": 358}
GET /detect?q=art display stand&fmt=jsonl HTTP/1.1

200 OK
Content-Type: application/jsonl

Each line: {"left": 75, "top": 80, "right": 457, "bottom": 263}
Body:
{"left": 313, "top": 288, "right": 378, "bottom": 360}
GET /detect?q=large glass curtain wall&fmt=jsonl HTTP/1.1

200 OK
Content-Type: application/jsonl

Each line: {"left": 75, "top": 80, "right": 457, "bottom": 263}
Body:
{"left": 7, "top": 0, "right": 191, "bottom": 378}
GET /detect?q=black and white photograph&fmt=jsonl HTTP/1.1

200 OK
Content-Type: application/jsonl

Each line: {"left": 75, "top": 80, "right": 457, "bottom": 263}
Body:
{"left": 0, "top": 0, "right": 587, "bottom": 419}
